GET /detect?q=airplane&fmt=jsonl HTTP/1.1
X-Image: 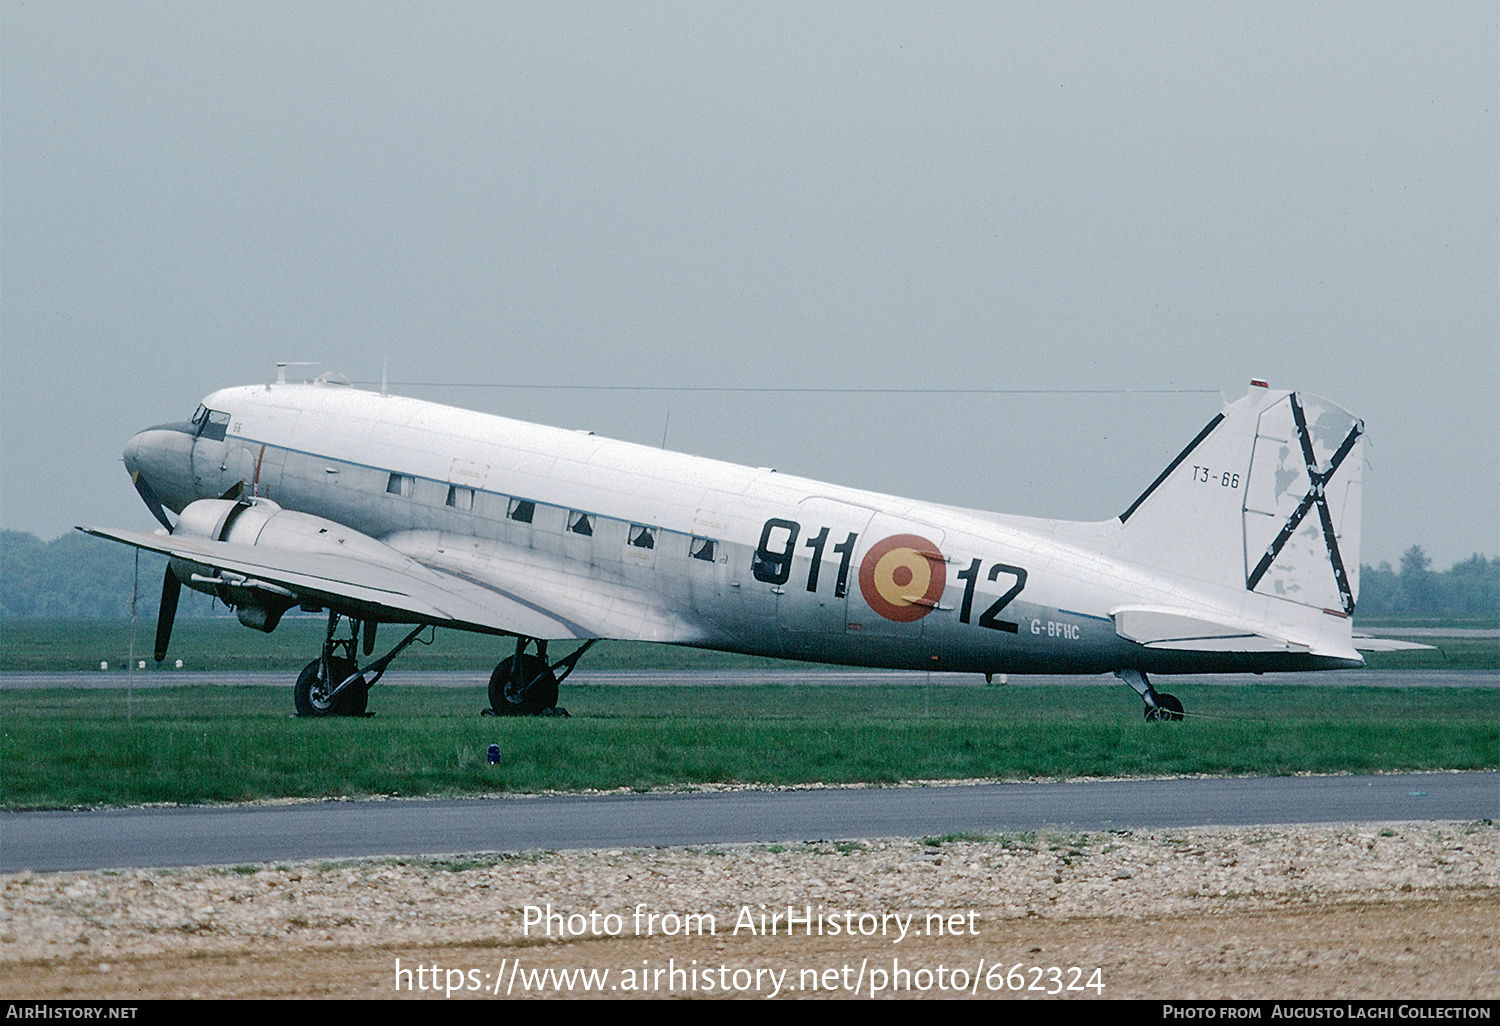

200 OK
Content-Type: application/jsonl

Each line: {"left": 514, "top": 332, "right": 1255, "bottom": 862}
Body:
{"left": 80, "top": 372, "right": 1411, "bottom": 721}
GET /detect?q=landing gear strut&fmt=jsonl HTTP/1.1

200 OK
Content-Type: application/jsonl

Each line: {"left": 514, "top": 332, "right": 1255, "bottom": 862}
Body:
{"left": 486, "top": 638, "right": 596, "bottom": 717}
{"left": 1113, "top": 668, "right": 1184, "bottom": 722}
{"left": 294, "top": 611, "right": 430, "bottom": 717}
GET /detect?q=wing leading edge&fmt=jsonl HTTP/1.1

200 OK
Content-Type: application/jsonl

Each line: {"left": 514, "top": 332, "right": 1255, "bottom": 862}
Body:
{"left": 78, "top": 524, "right": 593, "bottom": 640}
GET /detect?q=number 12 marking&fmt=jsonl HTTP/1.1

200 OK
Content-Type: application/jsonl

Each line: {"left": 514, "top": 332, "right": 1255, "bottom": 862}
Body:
{"left": 956, "top": 558, "right": 1028, "bottom": 633}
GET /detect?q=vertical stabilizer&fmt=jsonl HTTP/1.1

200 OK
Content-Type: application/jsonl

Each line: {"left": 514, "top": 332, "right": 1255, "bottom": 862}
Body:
{"left": 1114, "top": 384, "right": 1363, "bottom": 614}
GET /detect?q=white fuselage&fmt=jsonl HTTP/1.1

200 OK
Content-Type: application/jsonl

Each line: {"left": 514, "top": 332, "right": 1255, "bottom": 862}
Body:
{"left": 123, "top": 380, "right": 1364, "bottom": 675}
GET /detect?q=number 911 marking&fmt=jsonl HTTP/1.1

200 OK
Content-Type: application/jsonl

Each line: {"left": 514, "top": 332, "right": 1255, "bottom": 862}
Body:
{"left": 752, "top": 518, "right": 1029, "bottom": 632}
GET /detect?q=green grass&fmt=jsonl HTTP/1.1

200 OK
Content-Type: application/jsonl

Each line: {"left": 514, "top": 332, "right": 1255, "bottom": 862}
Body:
{"left": 1352, "top": 615, "right": 1499, "bottom": 629}
{"left": 3, "top": 618, "right": 1495, "bottom": 808}
{"left": 2, "top": 683, "right": 1494, "bottom": 809}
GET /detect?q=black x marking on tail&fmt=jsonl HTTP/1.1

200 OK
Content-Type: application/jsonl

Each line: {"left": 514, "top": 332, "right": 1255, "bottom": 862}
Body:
{"left": 1245, "top": 394, "right": 1363, "bottom": 614}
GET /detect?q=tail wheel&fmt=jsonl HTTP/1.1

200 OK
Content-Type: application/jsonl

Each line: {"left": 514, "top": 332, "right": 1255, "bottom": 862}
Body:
{"left": 1144, "top": 693, "right": 1184, "bottom": 722}
{"left": 295, "top": 658, "right": 368, "bottom": 717}
{"left": 489, "top": 654, "right": 559, "bottom": 716}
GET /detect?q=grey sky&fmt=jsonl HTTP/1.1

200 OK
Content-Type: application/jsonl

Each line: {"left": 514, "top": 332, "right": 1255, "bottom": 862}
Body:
{"left": 2, "top": 2, "right": 1495, "bottom": 572}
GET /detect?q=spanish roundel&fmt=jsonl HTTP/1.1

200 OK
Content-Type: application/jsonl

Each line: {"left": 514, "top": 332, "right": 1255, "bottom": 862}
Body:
{"left": 858, "top": 534, "right": 946, "bottom": 622}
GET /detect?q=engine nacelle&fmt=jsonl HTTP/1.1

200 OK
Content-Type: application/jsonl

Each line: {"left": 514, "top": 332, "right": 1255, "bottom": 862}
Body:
{"left": 168, "top": 497, "right": 407, "bottom": 632}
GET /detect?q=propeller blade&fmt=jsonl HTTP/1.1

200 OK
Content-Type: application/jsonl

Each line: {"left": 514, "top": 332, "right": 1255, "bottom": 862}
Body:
{"left": 218, "top": 480, "right": 244, "bottom": 501}
{"left": 131, "top": 471, "right": 176, "bottom": 531}
{"left": 155, "top": 568, "right": 180, "bottom": 662}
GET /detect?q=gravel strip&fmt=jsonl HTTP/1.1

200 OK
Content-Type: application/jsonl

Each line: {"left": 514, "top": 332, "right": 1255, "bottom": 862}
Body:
{"left": 4, "top": 821, "right": 1495, "bottom": 962}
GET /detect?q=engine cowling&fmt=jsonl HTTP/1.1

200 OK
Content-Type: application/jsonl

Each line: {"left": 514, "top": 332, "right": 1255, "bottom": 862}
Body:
{"left": 168, "top": 497, "right": 405, "bottom": 632}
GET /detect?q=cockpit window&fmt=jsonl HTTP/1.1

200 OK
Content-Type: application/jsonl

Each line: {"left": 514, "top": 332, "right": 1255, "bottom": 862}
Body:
{"left": 196, "top": 409, "right": 230, "bottom": 442}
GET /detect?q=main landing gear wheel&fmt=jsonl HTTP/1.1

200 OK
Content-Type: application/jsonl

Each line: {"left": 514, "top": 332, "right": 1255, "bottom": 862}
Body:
{"left": 290, "top": 612, "right": 431, "bottom": 717}
{"left": 294, "top": 657, "right": 368, "bottom": 717}
{"left": 1144, "top": 693, "right": 1184, "bottom": 722}
{"left": 489, "top": 654, "right": 561, "bottom": 716}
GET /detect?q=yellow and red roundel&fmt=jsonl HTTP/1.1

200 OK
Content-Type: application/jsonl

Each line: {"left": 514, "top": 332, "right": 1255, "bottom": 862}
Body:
{"left": 859, "top": 534, "right": 946, "bottom": 622}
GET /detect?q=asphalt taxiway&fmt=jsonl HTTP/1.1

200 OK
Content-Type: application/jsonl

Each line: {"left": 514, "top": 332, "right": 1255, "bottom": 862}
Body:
{"left": 4, "top": 771, "right": 1496, "bottom": 873}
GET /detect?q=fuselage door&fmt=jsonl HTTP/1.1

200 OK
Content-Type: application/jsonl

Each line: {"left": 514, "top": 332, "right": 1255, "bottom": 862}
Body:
{"left": 775, "top": 496, "right": 876, "bottom": 641}
{"left": 845, "top": 511, "right": 949, "bottom": 639}
{"left": 222, "top": 445, "right": 258, "bottom": 498}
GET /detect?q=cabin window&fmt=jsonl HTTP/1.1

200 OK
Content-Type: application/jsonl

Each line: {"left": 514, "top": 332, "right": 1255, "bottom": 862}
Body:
{"left": 628, "top": 524, "right": 656, "bottom": 549}
{"left": 690, "top": 537, "right": 717, "bottom": 562}
{"left": 386, "top": 473, "right": 414, "bottom": 497}
{"left": 446, "top": 485, "right": 474, "bottom": 511}
{"left": 507, "top": 498, "right": 535, "bottom": 523}
{"left": 567, "top": 511, "right": 593, "bottom": 537}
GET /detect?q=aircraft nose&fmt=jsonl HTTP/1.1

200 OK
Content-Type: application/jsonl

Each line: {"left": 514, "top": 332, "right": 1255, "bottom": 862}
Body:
{"left": 123, "top": 421, "right": 197, "bottom": 529}
{"left": 122, "top": 430, "right": 145, "bottom": 476}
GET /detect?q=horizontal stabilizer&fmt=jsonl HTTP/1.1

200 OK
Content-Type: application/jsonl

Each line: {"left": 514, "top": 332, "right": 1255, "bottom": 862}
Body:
{"left": 1112, "top": 607, "right": 1299, "bottom": 653}
{"left": 1351, "top": 636, "right": 1437, "bottom": 653}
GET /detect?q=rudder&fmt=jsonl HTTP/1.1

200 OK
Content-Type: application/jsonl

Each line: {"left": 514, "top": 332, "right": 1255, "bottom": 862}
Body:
{"left": 1241, "top": 391, "right": 1363, "bottom": 614}
{"left": 1113, "top": 383, "right": 1364, "bottom": 614}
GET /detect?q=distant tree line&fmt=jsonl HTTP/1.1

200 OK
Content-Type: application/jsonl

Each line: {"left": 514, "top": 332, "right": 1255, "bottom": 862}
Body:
{"left": 1354, "top": 546, "right": 1498, "bottom": 618}
{"left": 0, "top": 530, "right": 1495, "bottom": 620}
{"left": 1, "top": 530, "right": 217, "bottom": 618}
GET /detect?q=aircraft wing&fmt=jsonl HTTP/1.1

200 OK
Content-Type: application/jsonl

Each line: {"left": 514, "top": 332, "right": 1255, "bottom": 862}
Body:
{"left": 77, "top": 525, "right": 593, "bottom": 640}
{"left": 378, "top": 530, "right": 709, "bottom": 646}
